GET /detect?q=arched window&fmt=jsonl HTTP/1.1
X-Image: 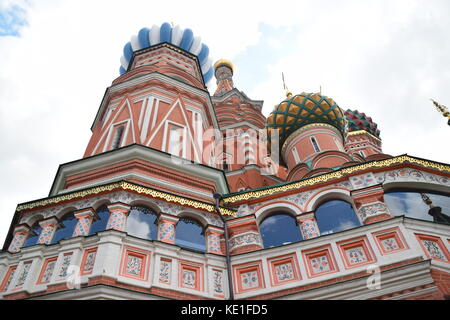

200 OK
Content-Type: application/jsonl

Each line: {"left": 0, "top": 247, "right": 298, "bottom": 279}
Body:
{"left": 125, "top": 206, "right": 158, "bottom": 240}
{"left": 175, "top": 217, "right": 205, "bottom": 252}
{"left": 51, "top": 213, "right": 77, "bottom": 244}
{"left": 22, "top": 222, "right": 42, "bottom": 248}
{"left": 384, "top": 190, "right": 450, "bottom": 224}
{"left": 260, "top": 213, "right": 302, "bottom": 248}
{"left": 315, "top": 200, "right": 361, "bottom": 235}
{"left": 89, "top": 205, "right": 110, "bottom": 236}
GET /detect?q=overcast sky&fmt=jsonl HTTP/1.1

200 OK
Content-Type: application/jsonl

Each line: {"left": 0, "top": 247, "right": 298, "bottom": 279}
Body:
{"left": 0, "top": 0, "right": 449, "bottom": 245}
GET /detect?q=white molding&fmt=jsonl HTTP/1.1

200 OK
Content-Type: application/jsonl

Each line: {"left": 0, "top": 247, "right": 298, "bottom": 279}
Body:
{"left": 50, "top": 145, "right": 229, "bottom": 196}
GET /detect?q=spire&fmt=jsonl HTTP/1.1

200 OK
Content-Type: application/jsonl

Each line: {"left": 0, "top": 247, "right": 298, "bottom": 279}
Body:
{"left": 431, "top": 99, "right": 450, "bottom": 126}
{"left": 213, "top": 59, "right": 235, "bottom": 96}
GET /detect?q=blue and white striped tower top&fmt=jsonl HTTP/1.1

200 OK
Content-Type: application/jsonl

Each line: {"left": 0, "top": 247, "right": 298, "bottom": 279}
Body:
{"left": 119, "top": 22, "right": 213, "bottom": 84}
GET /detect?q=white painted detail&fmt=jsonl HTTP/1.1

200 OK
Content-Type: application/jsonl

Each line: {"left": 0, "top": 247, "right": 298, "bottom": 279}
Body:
{"left": 151, "top": 99, "right": 159, "bottom": 130}
{"left": 120, "top": 56, "right": 129, "bottom": 70}
{"left": 149, "top": 25, "right": 160, "bottom": 45}
{"left": 140, "top": 97, "right": 155, "bottom": 143}
{"left": 189, "top": 36, "right": 202, "bottom": 55}
{"left": 171, "top": 25, "right": 183, "bottom": 46}
{"left": 292, "top": 147, "right": 300, "bottom": 164}
{"left": 94, "top": 99, "right": 135, "bottom": 155}
{"left": 130, "top": 34, "right": 141, "bottom": 51}
{"left": 201, "top": 58, "right": 212, "bottom": 74}
{"left": 147, "top": 99, "right": 202, "bottom": 163}
{"left": 102, "top": 120, "right": 130, "bottom": 153}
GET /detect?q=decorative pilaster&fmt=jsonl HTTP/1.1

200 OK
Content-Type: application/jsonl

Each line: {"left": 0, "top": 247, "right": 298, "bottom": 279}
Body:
{"left": 351, "top": 185, "right": 392, "bottom": 224}
{"left": 206, "top": 226, "right": 224, "bottom": 255}
{"left": 158, "top": 213, "right": 179, "bottom": 244}
{"left": 37, "top": 218, "right": 59, "bottom": 244}
{"left": 8, "top": 225, "right": 31, "bottom": 253}
{"left": 296, "top": 212, "right": 320, "bottom": 239}
{"left": 106, "top": 202, "right": 131, "bottom": 231}
{"left": 228, "top": 215, "right": 263, "bottom": 254}
{"left": 73, "top": 208, "right": 96, "bottom": 236}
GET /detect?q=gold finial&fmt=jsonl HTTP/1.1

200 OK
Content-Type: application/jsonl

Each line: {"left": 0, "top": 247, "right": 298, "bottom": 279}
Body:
{"left": 282, "top": 72, "right": 292, "bottom": 98}
{"left": 431, "top": 99, "right": 450, "bottom": 125}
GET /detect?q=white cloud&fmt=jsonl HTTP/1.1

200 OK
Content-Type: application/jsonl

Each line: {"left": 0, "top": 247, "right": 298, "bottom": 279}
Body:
{"left": 1, "top": 0, "right": 450, "bottom": 245}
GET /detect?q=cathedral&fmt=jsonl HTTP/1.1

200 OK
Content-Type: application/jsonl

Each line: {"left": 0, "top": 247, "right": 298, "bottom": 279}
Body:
{"left": 1, "top": 23, "right": 449, "bottom": 300}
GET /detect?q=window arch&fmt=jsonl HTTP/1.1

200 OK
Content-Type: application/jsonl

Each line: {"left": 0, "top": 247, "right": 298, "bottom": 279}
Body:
{"left": 175, "top": 217, "right": 205, "bottom": 252}
{"left": 88, "top": 205, "right": 110, "bottom": 235}
{"left": 51, "top": 213, "right": 77, "bottom": 244}
{"left": 384, "top": 190, "right": 450, "bottom": 224}
{"left": 260, "top": 213, "right": 302, "bottom": 248}
{"left": 22, "top": 222, "right": 42, "bottom": 248}
{"left": 315, "top": 200, "right": 361, "bottom": 235}
{"left": 125, "top": 206, "right": 158, "bottom": 240}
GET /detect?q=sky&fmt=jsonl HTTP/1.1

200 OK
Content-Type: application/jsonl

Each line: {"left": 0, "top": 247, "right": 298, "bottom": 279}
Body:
{"left": 0, "top": 0, "right": 449, "bottom": 245}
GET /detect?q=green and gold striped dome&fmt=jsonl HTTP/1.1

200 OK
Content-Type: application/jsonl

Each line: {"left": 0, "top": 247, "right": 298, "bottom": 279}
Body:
{"left": 266, "top": 92, "right": 347, "bottom": 149}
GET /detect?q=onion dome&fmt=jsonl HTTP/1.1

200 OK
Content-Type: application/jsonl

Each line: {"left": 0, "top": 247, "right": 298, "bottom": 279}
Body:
{"left": 266, "top": 92, "right": 346, "bottom": 149}
{"left": 213, "top": 59, "right": 235, "bottom": 96}
{"left": 119, "top": 22, "right": 214, "bottom": 83}
{"left": 214, "top": 59, "right": 234, "bottom": 74}
{"left": 344, "top": 109, "right": 381, "bottom": 138}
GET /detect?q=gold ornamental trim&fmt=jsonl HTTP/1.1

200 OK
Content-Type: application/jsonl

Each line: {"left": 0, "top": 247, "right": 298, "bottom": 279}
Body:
{"left": 222, "top": 155, "right": 450, "bottom": 204}
{"left": 16, "top": 181, "right": 236, "bottom": 217}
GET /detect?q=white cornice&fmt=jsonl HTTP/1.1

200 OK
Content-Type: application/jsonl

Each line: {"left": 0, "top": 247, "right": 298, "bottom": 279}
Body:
{"left": 275, "top": 259, "right": 434, "bottom": 300}
{"left": 212, "top": 88, "right": 264, "bottom": 108}
{"left": 50, "top": 145, "right": 229, "bottom": 197}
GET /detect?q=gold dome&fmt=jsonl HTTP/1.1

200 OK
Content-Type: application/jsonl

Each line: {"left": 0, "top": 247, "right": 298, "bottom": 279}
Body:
{"left": 214, "top": 59, "right": 234, "bottom": 74}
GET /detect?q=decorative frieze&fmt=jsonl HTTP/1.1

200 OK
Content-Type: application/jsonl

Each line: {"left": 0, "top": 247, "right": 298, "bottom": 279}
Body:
{"left": 268, "top": 253, "right": 301, "bottom": 286}
{"left": 302, "top": 245, "right": 338, "bottom": 278}
{"left": 351, "top": 185, "right": 392, "bottom": 224}
{"left": 179, "top": 262, "right": 202, "bottom": 291}
{"left": 223, "top": 156, "right": 450, "bottom": 204}
{"left": 212, "top": 269, "right": 224, "bottom": 296}
{"left": 159, "top": 259, "right": 172, "bottom": 284}
{"left": 59, "top": 253, "right": 73, "bottom": 278}
{"left": 0, "top": 266, "right": 17, "bottom": 292}
{"left": 38, "top": 258, "right": 57, "bottom": 284}
{"left": 337, "top": 236, "right": 376, "bottom": 269}
{"left": 229, "top": 232, "right": 262, "bottom": 252}
{"left": 120, "top": 247, "right": 150, "bottom": 281}
{"left": 81, "top": 248, "right": 97, "bottom": 275}
{"left": 372, "top": 227, "right": 408, "bottom": 255}
{"left": 376, "top": 168, "right": 450, "bottom": 186}
{"left": 349, "top": 172, "right": 377, "bottom": 189}
{"left": 357, "top": 202, "right": 390, "bottom": 224}
{"left": 15, "top": 261, "right": 32, "bottom": 287}
{"left": 415, "top": 234, "right": 449, "bottom": 262}
{"left": 233, "top": 261, "right": 264, "bottom": 293}
{"left": 16, "top": 181, "right": 235, "bottom": 218}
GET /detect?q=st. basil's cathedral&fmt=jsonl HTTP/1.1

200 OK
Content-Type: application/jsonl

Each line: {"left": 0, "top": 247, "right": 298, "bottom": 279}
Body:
{"left": 1, "top": 23, "right": 449, "bottom": 300}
